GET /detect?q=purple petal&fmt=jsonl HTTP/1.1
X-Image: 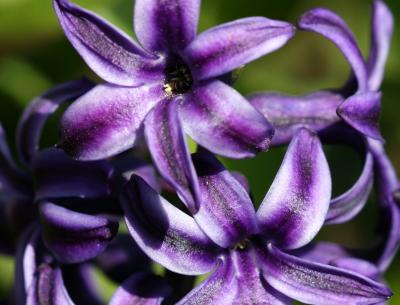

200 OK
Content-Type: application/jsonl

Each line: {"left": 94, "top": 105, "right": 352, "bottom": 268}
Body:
{"left": 176, "top": 256, "right": 238, "bottom": 305}
{"left": 32, "top": 148, "right": 113, "bottom": 201}
{"left": 53, "top": 0, "right": 165, "bottom": 86}
{"left": 134, "top": 0, "right": 200, "bottom": 52}
{"left": 330, "top": 258, "right": 380, "bottom": 280}
{"left": 180, "top": 80, "right": 274, "bottom": 158}
{"left": 95, "top": 234, "right": 150, "bottom": 283}
{"left": 184, "top": 17, "right": 295, "bottom": 80}
{"left": 109, "top": 273, "right": 170, "bottom": 305}
{"left": 15, "top": 227, "right": 75, "bottom": 305}
{"left": 369, "top": 140, "right": 400, "bottom": 271}
{"left": 368, "top": 0, "right": 394, "bottom": 91}
{"left": 144, "top": 98, "right": 199, "bottom": 212}
{"left": 231, "top": 171, "right": 251, "bottom": 194}
{"left": 121, "top": 175, "right": 220, "bottom": 275}
{"left": 39, "top": 202, "right": 118, "bottom": 264}
{"left": 231, "top": 247, "right": 291, "bottom": 305}
{"left": 249, "top": 91, "right": 342, "bottom": 146}
{"left": 337, "top": 91, "right": 382, "bottom": 140}
{"left": 192, "top": 152, "right": 258, "bottom": 248}
{"left": 260, "top": 244, "right": 392, "bottom": 305}
{"left": 326, "top": 152, "right": 373, "bottom": 224}
{"left": 257, "top": 128, "right": 331, "bottom": 249}
{"left": 16, "top": 79, "right": 94, "bottom": 166}
{"left": 292, "top": 242, "right": 351, "bottom": 265}
{"left": 298, "top": 8, "right": 368, "bottom": 92}
{"left": 59, "top": 83, "right": 164, "bottom": 160}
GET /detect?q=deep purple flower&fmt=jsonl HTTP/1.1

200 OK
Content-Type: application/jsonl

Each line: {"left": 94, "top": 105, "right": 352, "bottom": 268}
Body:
{"left": 121, "top": 128, "right": 392, "bottom": 304}
{"left": 53, "top": 0, "right": 295, "bottom": 211}
{"left": 248, "top": 0, "right": 393, "bottom": 225}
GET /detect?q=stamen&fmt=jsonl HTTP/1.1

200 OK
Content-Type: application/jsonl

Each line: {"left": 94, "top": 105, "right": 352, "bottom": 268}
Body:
{"left": 164, "top": 63, "right": 193, "bottom": 96}
{"left": 232, "top": 238, "right": 249, "bottom": 250}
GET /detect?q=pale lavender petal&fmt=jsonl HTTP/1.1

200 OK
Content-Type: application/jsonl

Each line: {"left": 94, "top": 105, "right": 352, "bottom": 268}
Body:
{"left": 32, "top": 148, "right": 113, "bottom": 201}
{"left": 180, "top": 80, "right": 274, "bottom": 158}
{"left": 330, "top": 258, "right": 380, "bottom": 280}
{"left": 292, "top": 242, "right": 351, "bottom": 265}
{"left": 192, "top": 152, "right": 258, "bottom": 248}
{"left": 249, "top": 91, "right": 342, "bottom": 146}
{"left": 16, "top": 79, "right": 94, "bottom": 166}
{"left": 59, "top": 83, "right": 164, "bottom": 160}
{"left": 176, "top": 256, "right": 238, "bottom": 305}
{"left": 326, "top": 147, "right": 373, "bottom": 224}
{"left": 134, "top": 0, "right": 200, "bottom": 52}
{"left": 298, "top": 8, "right": 368, "bottom": 92}
{"left": 184, "top": 17, "right": 295, "bottom": 80}
{"left": 53, "top": 0, "right": 165, "bottom": 86}
{"left": 260, "top": 244, "right": 392, "bottom": 305}
{"left": 144, "top": 99, "right": 199, "bottom": 212}
{"left": 121, "top": 175, "right": 220, "bottom": 275}
{"left": 368, "top": 0, "right": 394, "bottom": 91}
{"left": 231, "top": 247, "right": 291, "bottom": 305}
{"left": 39, "top": 202, "right": 118, "bottom": 264}
{"left": 109, "top": 273, "right": 170, "bottom": 305}
{"left": 337, "top": 91, "right": 382, "bottom": 140}
{"left": 257, "top": 128, "right": 331, "bottom": 249}
{"left": 231, "top": 171, "right": 251, "bottom": 194}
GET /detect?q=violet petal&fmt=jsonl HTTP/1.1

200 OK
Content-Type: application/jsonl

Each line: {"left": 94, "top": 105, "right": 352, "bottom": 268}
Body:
{"left": 192, "top": 151, "right": 258, "bottom": 248}
{"left": 249, "top": 91, "right": 342, "bottom": 146}
{"left": 144, "top": 98, "right": 200, "bottom": 212}
{"left": 180, "top": 80, "right": 274, "bottom": 158}
{"left": 298, "top": 8, "right": 368, "bottom": 92}
{"left": 260, "top": 244, "right": 392, "bottom": 305}
{"left": 184, "top": 17, "right": 295, "bottom": 81}
{"left": 367, "top": 0, "right": 394, "bottom": 91}
{"left": 121, "top": 175, "right": 220, "bottom": 275}
{"left": 337, "top": 91, "right": 382, "bottom": 140}
{"left": 59, "top": 83, "right": 164, "bottom": 160}
{"left": 176, "top": 256, "right": 237, "bottom": 305}
{"left": 109, "top": 273, "right": 171, "bottom": 305}
{"left": 39, "top": 202, "right": 118, "bottom": 264}
{"left": 16, "top": 79, "right": 94, "bottom": 166}
{"left": 134, "top": 0, "right": 200, "bottom": 52}
{"left": 257, "top": 128, "right": 331, "bottom": 249}
{"left": 53, "top": 0, "right": 165, "bottom": 86}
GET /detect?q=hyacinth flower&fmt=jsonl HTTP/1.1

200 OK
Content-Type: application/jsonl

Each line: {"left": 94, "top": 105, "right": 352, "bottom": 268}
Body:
{"left": 121, "top": 128, "right": 392, "bottom": 305}
{"left": 53, "top": 0, "right": 296, "bottom": 211}
{"left": 249, "top": 0, "right": 393, "bottom": 224}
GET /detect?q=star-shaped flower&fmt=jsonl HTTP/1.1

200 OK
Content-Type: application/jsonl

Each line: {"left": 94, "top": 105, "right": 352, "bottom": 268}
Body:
{"left": 121, "top": 128, "right": 392, "bottom": 305}
{"left": 53, "top": 0, "right": 295, "bottom": 211}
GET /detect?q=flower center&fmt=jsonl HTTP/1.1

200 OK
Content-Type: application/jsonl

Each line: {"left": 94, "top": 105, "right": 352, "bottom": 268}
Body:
{"left": 232, "top": 238, "right": 249, "bottom": 251}
{"left": 163, "top": 63, "right": 193, "bottom": 96}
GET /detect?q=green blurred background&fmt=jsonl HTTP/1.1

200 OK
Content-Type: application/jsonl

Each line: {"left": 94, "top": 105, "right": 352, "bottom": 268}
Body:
{"left": 0, "top": 0, "right": 399, "bottom": 303}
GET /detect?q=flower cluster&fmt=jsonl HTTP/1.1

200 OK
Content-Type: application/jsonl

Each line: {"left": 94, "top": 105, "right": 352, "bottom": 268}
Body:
{"left": 0, "top": 0, "right": 398, "bottom": 304}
